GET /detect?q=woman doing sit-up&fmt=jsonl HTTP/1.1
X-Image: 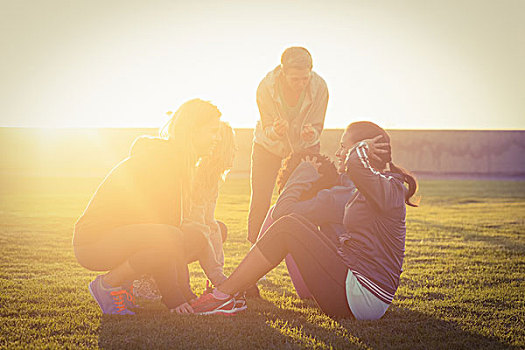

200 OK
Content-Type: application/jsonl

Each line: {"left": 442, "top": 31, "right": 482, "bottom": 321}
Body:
{"left": 190, "top": 121, "right": 417, "bottom": 320}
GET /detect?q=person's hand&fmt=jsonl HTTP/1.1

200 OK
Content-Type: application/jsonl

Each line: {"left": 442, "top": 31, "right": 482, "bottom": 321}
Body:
{"left": 360, "top": 135, "right": 390, "bottom": 163}
{"left": 273, "top": 118, "right": 289, "bottom": 137}
{"left": 302, "top": 155, "right": 322, "bottom": 172}
{"left": 301, "top": 123, "right": 315, "bottom": 142}
{"left": 171, "top": 302, "right": 194, "bottom": 315}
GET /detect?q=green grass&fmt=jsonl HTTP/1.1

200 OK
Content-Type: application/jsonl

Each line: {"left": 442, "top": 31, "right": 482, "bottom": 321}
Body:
{"left": 0, "top": 176, "right": 524, "bottom": 349}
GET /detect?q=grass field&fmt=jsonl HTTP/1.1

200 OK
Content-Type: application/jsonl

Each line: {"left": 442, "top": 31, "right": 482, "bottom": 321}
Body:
{"left": 0, "top": 175, "right": 524, "bottom": 349}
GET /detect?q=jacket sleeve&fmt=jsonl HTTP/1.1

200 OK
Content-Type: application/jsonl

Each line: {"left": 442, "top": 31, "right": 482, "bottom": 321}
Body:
{"left": 304, "top": 81, "right": 328, "bottom": 148}
{"left": 256, "top": 80, "right": 283, "bottom": 141}
{"left": 345, "top": 142, "right": 404, "bottom": 213}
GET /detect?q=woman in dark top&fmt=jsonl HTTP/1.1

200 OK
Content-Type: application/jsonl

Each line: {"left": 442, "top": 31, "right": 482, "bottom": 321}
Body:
{"left": 190, "top": 121, "right": 418, "bottom": 319}
{"left": 73, "top": 99, "right": 221, "bottom": 315}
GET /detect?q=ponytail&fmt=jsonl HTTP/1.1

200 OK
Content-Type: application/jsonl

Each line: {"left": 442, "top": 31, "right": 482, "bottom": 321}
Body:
{"left": 389, "top": 162, "right": 419, "bottom": 207}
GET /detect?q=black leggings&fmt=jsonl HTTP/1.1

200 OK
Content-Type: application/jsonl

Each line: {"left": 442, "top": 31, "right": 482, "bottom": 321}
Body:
{"left": 74, "top": 224, "right": 203, "bottom": 308}
{"left": 255, "top": 214, "right": 353, "bottom": 318}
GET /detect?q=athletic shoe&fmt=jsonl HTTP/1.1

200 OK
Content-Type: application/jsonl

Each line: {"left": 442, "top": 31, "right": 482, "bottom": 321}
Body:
{"left": 132, "top": 275, "right": 162, "bottom": 300}
{"left": 121, "top": 281, "right": 139, "bottom": 309}
{"left": 233, "top": 292, "right": 247, "bottom": 312}
{"left": 190, "top": 293, "right": 237, "bottom": 315}
{"left": 202, "top": 280, "right": 214, "bottom": 296}
{"left": 88, "top": 275, "right": 135, "bottom": 315}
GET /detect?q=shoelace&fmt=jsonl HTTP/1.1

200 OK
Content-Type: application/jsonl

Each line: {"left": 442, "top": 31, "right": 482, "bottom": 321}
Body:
{"left": 233, "top": 292, "right": 246, "bottom": 308}
{"left": 110, "top": 289, "right": 132, "bottom": 313}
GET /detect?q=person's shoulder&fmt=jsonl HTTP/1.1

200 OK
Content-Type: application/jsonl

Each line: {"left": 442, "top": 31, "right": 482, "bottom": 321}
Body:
{"left": 130, "top": 136, "right": 170, "bottom": 157}
{"left": 258, "top": 66, "right": 280, "bottom": 90}
{"left": 310, "top": 71, "right": 328, "bottom": 91}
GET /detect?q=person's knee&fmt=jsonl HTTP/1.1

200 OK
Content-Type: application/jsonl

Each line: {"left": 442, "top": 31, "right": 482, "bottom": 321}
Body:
{"left": 146, "top": 225, "right": 183, "bottom": 247}
{"left": 74, "top": 245, "right": 110, "bottom": 271}
{"left": 272, "top": 214, "right": 307, "bottom": 231}
{"left": 261, "top": 215, "right": 295, "bottom": 241}
{"left": 128, "top": 245, "right": 175, "bottom": 273}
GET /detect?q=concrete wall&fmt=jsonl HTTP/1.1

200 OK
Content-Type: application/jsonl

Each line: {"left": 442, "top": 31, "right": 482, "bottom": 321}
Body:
{"left": 1, "top": 128, "right": 524, "bottom": 177}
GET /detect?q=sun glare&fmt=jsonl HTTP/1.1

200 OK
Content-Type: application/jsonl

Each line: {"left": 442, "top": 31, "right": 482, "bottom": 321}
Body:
{"left": 1, "top": 1, "right": 524, "bottom": 130}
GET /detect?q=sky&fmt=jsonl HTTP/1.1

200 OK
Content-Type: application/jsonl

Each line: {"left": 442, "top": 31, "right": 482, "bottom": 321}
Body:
{"left": 1, "top": 0, "right": 524, "bottom": 130}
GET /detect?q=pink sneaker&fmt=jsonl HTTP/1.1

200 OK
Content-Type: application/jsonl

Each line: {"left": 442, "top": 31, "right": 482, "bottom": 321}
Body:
{"left": 190, "top": 293, "right": 238, "bottom": 315}
{"left": 233, "top": 292, "right": 247, "bottom": 312}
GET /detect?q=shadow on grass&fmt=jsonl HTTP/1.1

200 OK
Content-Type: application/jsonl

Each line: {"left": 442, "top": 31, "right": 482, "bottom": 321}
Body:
{"left": 410, "top": 218, "right": 524, "bottom": 254}
{"left": 98, "top": 299, "right": 511, "bottom": 349}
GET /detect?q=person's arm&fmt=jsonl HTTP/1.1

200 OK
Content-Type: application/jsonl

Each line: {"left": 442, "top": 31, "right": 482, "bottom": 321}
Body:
{"left": 203, "top": 182, "right": 219, "bottom": 227}
{"left": 304, "top": 82, "right": 328, "bottom": 147}
{"left": 257, "top": 81, "right": 284, "bottom": 141}
{"left": 197, "top": 240, "right": 227, "bottom": 286}
{"left": 203, "top": 185, "right": 225, "bottom": 266}
{"left": 276, "top": 187, "right": 350, "bottom": 227}
{"left": 345, "top": 141, "right": 404, "bottom": 212}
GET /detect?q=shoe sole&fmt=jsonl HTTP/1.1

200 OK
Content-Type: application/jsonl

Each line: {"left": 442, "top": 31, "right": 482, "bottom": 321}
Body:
{"left": 197, "top": 307, "right": 245, "bottom": 316}
{"left": 88, "top": 280, "right": 105, "bottom": 312}
{"left": 197, "top": 304, "right": 247, "bottom": 316}
{"left": 194, "top": 298, "right": 248, "bottom": 316}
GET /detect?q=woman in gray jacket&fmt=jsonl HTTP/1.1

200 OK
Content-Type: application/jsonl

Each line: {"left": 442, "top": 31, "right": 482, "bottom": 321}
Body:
{"left": 247, "top": 46, "right": 329, "bottom": 244}
{"left": 191, "top": 121, "right": 418, "bottom": 320}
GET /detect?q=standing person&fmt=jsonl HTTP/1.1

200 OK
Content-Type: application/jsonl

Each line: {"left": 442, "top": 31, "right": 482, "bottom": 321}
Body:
{"left": 247, "top": 46, "right": 329, "bottom": 244}
{"left": 73, "top": 99, "right": 221, "bottom": 315}
{"left": 191, "top": 121, "right": 418, "bottom": 320}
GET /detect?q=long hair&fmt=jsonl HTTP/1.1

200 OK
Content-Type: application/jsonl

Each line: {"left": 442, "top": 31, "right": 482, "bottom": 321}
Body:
{"left": 277, "top": 152, "right": 339, "bottom": 201}
{"left": 345, "top": 121, "right": 418, "bottom": 207}
{"left": 192, "top": 121, "right": 236, "bottom": 205}
{"left": 159, "top": 99, "right": 222, "bottom": 213}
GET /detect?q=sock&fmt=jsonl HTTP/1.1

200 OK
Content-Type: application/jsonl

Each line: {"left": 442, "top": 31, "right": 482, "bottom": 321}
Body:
{"left": 212, "top": 288, "right": 230, "bottom": 300}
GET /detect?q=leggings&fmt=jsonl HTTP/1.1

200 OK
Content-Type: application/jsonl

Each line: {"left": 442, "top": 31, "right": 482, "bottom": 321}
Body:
{"left": 74, "top": 224, "right": 203, "bottom": 308}
{"left": 247, "top": 143, "right": 283, "bottom": 243}
{"left": 255, "top": 214, "right": 353, "bottom": 318}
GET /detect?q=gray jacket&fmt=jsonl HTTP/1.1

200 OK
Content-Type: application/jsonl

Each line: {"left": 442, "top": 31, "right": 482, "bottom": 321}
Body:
{"left": 341, "top": 142, "right": 408, "bottom": 304}
{"left": 253, "top": 66, "right": 329, "bottom": 158}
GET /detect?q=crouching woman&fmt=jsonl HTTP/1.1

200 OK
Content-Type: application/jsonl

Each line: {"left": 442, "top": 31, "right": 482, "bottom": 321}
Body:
{"left": 73, "top": 99, "right": 221, "bottom": 315}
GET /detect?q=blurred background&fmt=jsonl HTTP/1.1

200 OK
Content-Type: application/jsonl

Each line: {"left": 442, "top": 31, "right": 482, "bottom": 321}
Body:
{"left": 1, "top": 0, "right": 524, "bottom": 179}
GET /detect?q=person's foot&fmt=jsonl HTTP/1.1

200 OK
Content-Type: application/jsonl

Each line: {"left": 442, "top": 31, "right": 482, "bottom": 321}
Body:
{"left": 244, "top": 284, "right": 261, "bottom": 298}
{"left": 233, "top": 292, "right": 247, "bottom": 312}
{"left": 202, "top": 280, "right": 214, "bottom": 296}
{"left": 88, "top": 275, "right": 135, "bottom": 315}
{"left": 190, "top": 292, "right": 245, "bottom": 315}
{"left": 121, "top": 281, "right": 141, "bottom": 309}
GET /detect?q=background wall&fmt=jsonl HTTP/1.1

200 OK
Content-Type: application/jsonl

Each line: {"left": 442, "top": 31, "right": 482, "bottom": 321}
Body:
{"left": 1, "top": 128, "right": 524, "bottom": 178}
